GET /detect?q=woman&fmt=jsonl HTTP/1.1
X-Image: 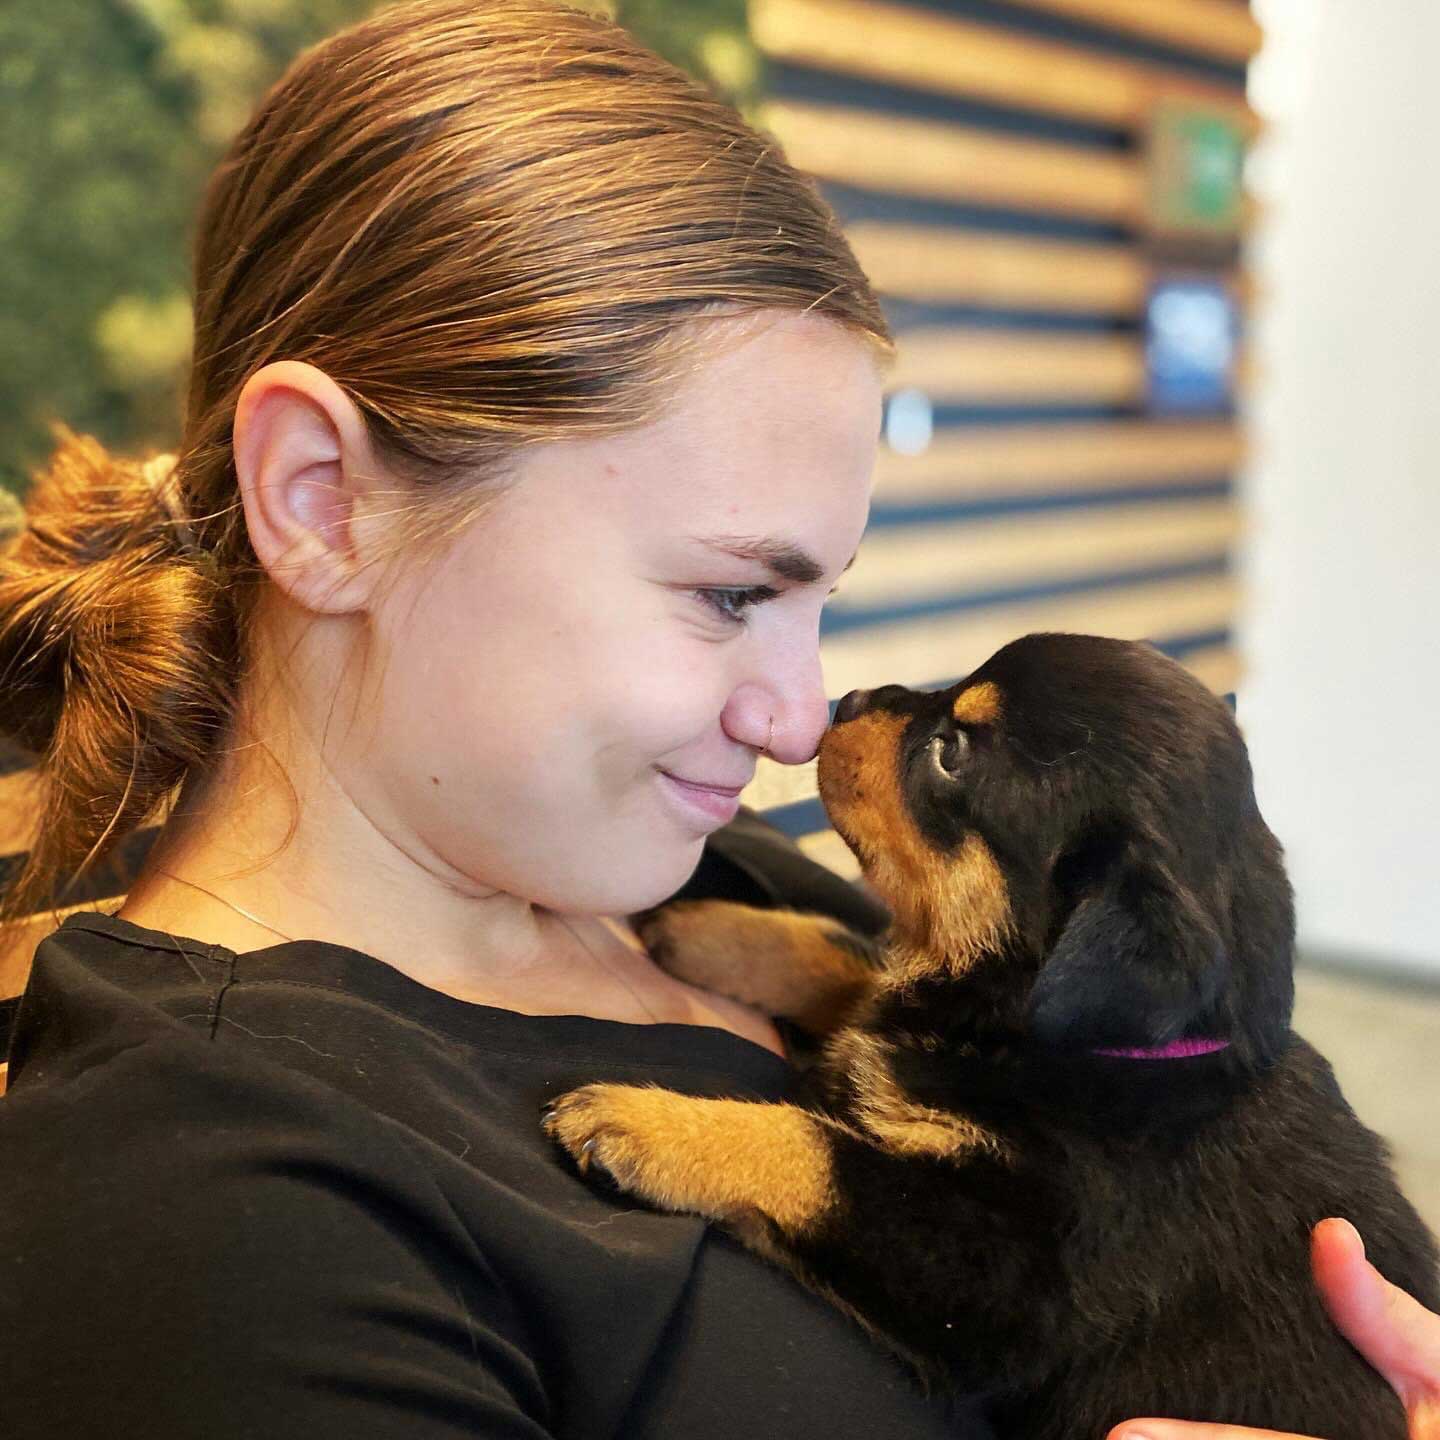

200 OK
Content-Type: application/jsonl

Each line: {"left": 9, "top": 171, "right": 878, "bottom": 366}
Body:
{"left": 0, "top": 2, "right": 1435, "bottom": 1434}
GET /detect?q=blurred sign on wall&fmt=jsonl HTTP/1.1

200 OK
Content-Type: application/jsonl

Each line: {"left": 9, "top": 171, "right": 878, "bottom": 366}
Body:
{"left": 1145, "top": 99, "right": 1248, "bottom": 241}
{"left": 1145, "top": 276, "right": 1240, "bottom": 414}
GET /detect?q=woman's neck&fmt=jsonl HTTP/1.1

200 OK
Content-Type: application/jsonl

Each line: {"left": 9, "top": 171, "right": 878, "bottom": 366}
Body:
{"left": 117, "top": 755, "right": 786, "bottom": 1057}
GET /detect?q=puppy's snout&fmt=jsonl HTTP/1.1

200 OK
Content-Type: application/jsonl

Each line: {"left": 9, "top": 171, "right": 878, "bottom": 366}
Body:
{"left": 833, "top": 689, "right": 872, "bottom": 725}
{"left": 832, "top": 685, "right": 909, "bottom": 726}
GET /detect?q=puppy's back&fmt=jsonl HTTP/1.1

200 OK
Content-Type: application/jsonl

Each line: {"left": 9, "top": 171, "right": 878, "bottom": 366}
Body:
{"left": 1001, "top": 1035, "right": 1438, "bottom": 1440}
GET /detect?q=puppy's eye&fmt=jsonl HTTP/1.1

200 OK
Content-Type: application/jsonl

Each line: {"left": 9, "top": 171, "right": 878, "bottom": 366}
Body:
{"left": 928, "top": 730, "right": 970, "bottom": 779}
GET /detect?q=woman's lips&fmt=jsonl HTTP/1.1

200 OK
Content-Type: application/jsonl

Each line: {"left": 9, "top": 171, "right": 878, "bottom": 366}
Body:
{"left": 664, "top": 773, "right": 744, "bottom": 796}
{"left": 657, "top": 770, "right": 745, "bottom": 825}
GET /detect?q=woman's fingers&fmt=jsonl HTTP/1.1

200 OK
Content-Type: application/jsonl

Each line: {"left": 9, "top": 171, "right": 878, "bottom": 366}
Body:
{"left": 1311, "top": 1217, "right": 1440, "bottom": 1431}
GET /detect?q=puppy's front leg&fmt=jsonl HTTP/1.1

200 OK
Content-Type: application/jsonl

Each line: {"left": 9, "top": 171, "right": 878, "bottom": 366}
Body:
{"left": 633, "top": 900, "right": 879, "bottom": 1034}
{"left": 543, "top": 1084, "right": 840, "bottom": 1250}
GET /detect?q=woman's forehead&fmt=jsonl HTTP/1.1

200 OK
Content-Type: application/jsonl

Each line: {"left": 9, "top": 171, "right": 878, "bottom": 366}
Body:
{"left": 476, "top": 315, "right": 882, "bottom": 562}
{"left": 600, "top": 327, "right": 881, "bottom": 489}
{"left": 599, "top": 404, "right": 878, "bottom": 567}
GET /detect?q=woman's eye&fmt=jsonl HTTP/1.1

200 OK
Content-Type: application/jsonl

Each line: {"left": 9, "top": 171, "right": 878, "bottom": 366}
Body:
{"left": 692, "top": 580, "right": 842, "bottom": 626}
{"left": 694, "top": 585, "right": 780, "bottom": 624}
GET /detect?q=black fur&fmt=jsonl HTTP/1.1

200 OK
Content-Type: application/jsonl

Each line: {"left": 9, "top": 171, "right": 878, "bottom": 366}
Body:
{"left": 780, "top": 635, "right": 1438, "bottom": 1436}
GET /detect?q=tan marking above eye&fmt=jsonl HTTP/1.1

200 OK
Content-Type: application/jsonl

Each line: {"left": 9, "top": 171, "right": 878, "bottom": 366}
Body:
{"left": 951, "top": 681, "right": 1002, "bottom": 726}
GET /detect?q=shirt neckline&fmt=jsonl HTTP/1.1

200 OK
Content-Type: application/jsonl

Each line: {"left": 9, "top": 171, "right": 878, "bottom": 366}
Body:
{"left": 58, "top": 909, "right": 795, "bottom": 1083}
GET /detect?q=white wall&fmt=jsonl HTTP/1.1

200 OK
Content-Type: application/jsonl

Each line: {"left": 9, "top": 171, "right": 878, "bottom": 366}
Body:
{"left": 1241, "top": 0, "right": 1440, "bottom": 972}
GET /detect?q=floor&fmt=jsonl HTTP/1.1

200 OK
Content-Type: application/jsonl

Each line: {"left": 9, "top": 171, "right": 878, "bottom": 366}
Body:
{"left": 1292, "top": 963, "right": 1440, "bottom": 1238}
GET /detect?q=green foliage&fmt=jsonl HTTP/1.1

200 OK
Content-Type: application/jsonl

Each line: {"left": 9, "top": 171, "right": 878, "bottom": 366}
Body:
{"left": 0, "top": 0, "right": 759, "bottom": 499}
{"left": 615, "top": 1, "right": 759, "bottom": 110}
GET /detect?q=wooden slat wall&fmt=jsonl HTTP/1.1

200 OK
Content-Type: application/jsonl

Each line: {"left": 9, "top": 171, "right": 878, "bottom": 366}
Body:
{"left": 849, "top": 224, "right": 1253, "bottom": 316}
{"left": 1000, "top": 0, "right": 1262, "bottom": 65}
{"left": 751, "top": 0, "right": 1259, "bottom": 130}
{"left": 870, "top": 420, "right": 1243, "bottom": 499}
{"left": 748, "top": 0, "right": 1257, "bottom": 869}
{"left": 766, "top": 102, "right": 1145, "bottom": 222}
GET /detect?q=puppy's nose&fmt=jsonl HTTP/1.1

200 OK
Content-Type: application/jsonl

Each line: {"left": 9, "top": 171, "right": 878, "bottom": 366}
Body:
{"left": 832, "top": 688, "right": 872, "bottom": 725}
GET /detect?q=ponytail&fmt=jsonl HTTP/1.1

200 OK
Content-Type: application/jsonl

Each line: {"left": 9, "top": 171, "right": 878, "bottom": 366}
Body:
{"left": 0, "top": 428, "right": 246, "bottom": 952}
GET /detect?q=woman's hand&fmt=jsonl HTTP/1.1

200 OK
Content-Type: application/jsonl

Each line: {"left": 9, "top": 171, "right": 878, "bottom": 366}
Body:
{"left": 1105, "top": 1218, "right": 1440, "bottom": 1440}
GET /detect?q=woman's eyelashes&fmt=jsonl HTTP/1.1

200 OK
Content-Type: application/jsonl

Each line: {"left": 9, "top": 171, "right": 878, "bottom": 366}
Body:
{"left": 694, "top": 584, "right": 779, "bottom": 623}
{"left": 694, "top": 583, "right": 842, "bottom": 625}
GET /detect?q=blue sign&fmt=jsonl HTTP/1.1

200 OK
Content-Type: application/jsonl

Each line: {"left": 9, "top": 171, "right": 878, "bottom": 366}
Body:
{"left": 1145, "top": 278, "right": 1238, "bottom": 414}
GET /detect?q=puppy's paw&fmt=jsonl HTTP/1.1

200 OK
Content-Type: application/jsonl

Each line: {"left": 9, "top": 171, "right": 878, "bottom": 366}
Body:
{"left": 634, "top": 900, "right": 875, "bottom": 1035}
{"left": 542, "top": 1083, "right": 706, "bottom": 1211}
{"left": 542, "top": 1085, "right": 839, "bottom": 1234}
{"left": 631, "top": 901, "right": 727, "bottom": 986}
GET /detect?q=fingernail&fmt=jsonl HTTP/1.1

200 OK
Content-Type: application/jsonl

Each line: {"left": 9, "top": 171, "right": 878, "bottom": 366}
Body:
{"left": 1336, "top": 1216, "right": 1366, "bottom": 1255}
{"left": 1317, "top": 1215, "right": 1366, "bottom": 1256}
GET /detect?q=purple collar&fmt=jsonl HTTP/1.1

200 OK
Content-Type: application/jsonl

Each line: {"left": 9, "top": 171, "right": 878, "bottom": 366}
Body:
{"left": 1092, "top": 1037, "right": 1231, "bottom": 1060}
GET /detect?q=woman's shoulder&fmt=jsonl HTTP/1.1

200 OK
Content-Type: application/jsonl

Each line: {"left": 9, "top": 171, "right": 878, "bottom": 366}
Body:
{"left": 0, "top": 927, "right": 556, "bottom": 1436}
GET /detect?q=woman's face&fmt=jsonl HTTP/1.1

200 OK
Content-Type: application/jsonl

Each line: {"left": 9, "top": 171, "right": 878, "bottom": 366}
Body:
{"left": 355, "top": 312, "right": 884, "bottom": 916}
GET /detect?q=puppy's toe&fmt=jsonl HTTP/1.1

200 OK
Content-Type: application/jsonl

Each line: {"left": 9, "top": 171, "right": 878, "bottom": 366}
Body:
{"left": 542, "top": 1084, "right": 663, "bottom": 1195}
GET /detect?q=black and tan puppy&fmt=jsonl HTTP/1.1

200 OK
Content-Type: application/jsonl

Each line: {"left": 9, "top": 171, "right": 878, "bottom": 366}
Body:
{"left": 544, "top": 632, "right": 1439, "bottom": 1438}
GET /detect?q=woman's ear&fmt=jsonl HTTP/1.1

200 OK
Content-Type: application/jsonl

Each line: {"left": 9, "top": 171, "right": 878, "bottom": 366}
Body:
{"left": 233, "top": 360, "right": 396, "bottom": 615}
{"left": 1025, "top": 837, "right": 1229, "bottom": 1052}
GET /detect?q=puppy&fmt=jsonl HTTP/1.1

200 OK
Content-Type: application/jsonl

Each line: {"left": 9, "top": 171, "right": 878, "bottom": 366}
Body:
{"left": 544, "top": 632, "right": 1439, "bottom": 1438}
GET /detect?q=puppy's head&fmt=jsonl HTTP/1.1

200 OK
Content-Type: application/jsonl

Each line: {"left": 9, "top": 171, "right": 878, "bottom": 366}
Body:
{"left": 816, "top": 633, "right": 1294, "bottom": 1067}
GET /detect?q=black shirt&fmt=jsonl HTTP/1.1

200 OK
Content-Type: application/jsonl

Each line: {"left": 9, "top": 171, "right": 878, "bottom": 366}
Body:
{"left": 0, "top": 909, "right": 991, "bottom": 1437}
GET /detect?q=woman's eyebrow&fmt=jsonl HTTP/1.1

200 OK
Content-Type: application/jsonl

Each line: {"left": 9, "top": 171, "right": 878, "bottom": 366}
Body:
{"left": 692, "top": 535, "right": 859, "bottom": 585}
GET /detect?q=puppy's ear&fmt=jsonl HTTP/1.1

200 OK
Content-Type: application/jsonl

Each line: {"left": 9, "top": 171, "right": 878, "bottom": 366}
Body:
{"left": 1026, "top": 839, "right": 1228, "bottom": 1051}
